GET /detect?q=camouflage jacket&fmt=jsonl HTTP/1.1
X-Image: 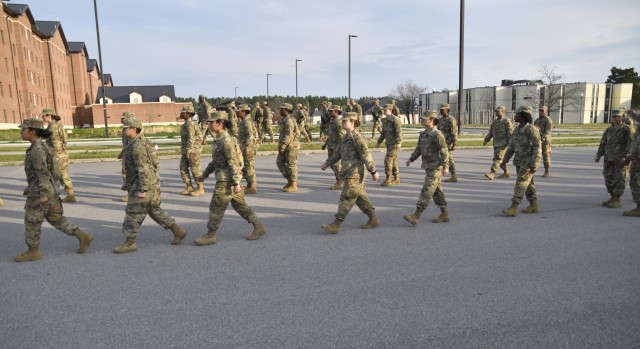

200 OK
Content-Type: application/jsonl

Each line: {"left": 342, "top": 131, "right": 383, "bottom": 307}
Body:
{"left": 353, "top": 103, "right": 363, "bottom": 117}
{"left": 371, "top": 106, "right": 383, "bottom": 121}
{"left": 392, "top": 105, "right": 400, "bottom": 116}
{"left": 278, "top": 115, "right": 300, "bottom": 152}
{"left": 251, "top": 107, "right": 263, "bottom": 126}
{"left": 238, "top": 117, "right": 258, "bottom": 151}
{"left": 181, "top": 119, "right": 203, "bottom": 154}
{"left": 534, "top": 116, "right": 553, "bottom": 141}
{"left": 629, "top": 126, "right": 640, "bottom": 160}
{"left": 325, "top": 118, "right": 345, "bottom": 150}
{"left": 504, "top": 124, "right": 541, "bottom": 169}
{"left": 263, "top": 108, "right": 273, "bottom": 124}
{"left": 24, "top": 138, "right": 59, "bottom": 200}
{"left": 597, "top": 124, "right": 631, "bottom": 161}
{"left": 203, "top": 131, "right": 244, "bottom": 184}
{"left": 377, "top": 115, "right": 403, "bottom": 146}
{"left": 623, "top": 117, "right": 635, "bottom": 136}
{"left": 484, "top": 117, "right": 514, "bottom": 148}
{"left": 197, "top": 101, "right": 213, "bottom": 125}
{"left": 123, "top": 135, "right": 161, "bottom": 194}
{"left": 409, "top": 128, "right": 450, "bottom": 170}
{"left": 46, "top": 120, "right": 66, "bottom": 152}
{"left": 325, "top": 130, "right": 376, "bottom": 180}
{"left": 437, "top": 115, "right": 458, "bottom": 148}
{"left": 228, "top": 109, "right": 239, "bottom": 137}
{"left": 321, "top": 107, "right": 331, "bottom": 124}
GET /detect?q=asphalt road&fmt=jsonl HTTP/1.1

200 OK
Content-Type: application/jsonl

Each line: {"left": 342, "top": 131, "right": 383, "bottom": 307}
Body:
{"left": 0, "top": 147, "right": 638, "bottom": 348}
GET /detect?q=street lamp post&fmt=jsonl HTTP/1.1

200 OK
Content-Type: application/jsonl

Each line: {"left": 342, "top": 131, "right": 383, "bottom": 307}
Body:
{"left": 348, "top": 34, "right": 357, "bottom": 99}
{"left": 580, "top": 93, "right": 584, "bottom": 124}
{"left": 93, "top": 0, "right": 109, "bottom": 137}
{"left": 295, "top": 59, "right": 302, "bottom": 98}
{"left": 266, "top": 73, "right": 272, "bottom": 102}
{"left": 235, "top": 87, "right": 238, "bottom": 99}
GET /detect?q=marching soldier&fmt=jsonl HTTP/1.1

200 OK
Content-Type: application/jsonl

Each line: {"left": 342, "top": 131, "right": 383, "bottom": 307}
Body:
{"left": 115, "top": 117, "right": 187, "bottom": 253}
{"left": 14, "top": 117, "right": 93, "bottom": 262}
{"left": 391, "top": 99, "right": 401, "bottom": 116}
{"left": 117, "top": 112, "right": 136, "bottom": 202}
{"left": 320, "top": 112, "right": 379, "bottom": 234}
{"left": 197, "top": 94, "right": 214, "bottom": 144}
{"left": 351, "top": 99, "right": 363, "bottom": 119}
{"left": 42, "top": 108, "right": 75, "bottom": 203}
{"left": 237, "top": 104, "right": 260, "bottom": 194}
{"left": 319, "top": 101, "right": 331, "bottom": 141}
{"left": 178, "top": 105, "right": 204, "bottom": 197}
{"left": 370, "top": 99, "right": 383, "bottom": 140}
{"left": 295, "top": 103, "right": 312, "bottom": 142}
{"left": 438, "top": 103, "right": 458, "bottom": 182}
{"left": 534, "top": 106, "right": 553, "bottom": 177}
{"left": 261, "top": 101, "right": 275, "bottom": 144}
{"left": 277, "top": 103, "right": 301, "bottom": 192}
{"left": 322, "top": 105, "right": 345, "bottom": 189}
{"left": 483, "top": 106, "right": 514, "bottom": 180}
{"left": 376, "top": 103, "right": 403, "bottom": 186}
{"left": 251, "top": 102, "right": 264, "bottom": 141}
{"left": 194, "top": 111, "right": 266, "bottom": 245}
{"left": 595, "top": 108, "right": 631, "bottom": 209}
{"left": 225, "top": 100, "right": 239, "bottom": 137}
{"left": 624, "top": 109, "right": 640, "bottom": 216}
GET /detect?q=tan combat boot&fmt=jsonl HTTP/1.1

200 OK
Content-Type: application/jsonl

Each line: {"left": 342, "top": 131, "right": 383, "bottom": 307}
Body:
{"left": 169, "top": 223, "right": 187, "bottom": 245}
{"left": 391, "top": 174, "right": 400, "bottom": 185}
{"left": 606, "top": 196, "right": 621, "bottom": 208}
{"left": 381, "top": 177, "right": 392, "bottom": 186}
{"left": 246, "top": 220, "right": 266, "bottom": 240}
{"left": 73, "top": 228, "right": 93, "bottom": 253}
{"left": 499, "top": 168, "right": 510, "bottom": 178}
{"left": 180, "top": 185, "right": 195, "bottom": 195}
{"left": 445, "top": 174, "right": 458, "bottom": 183}
{"left": 485, "top": 172, "right": 495, "bottom": 180}
{"left": 623, "top": 203, "right": 640, "bottom": 217}
{"left": 14, "top": 247, "right": 42, "bottom": 262}
{"left": 502, "top": 202, "right": 519, "bottom": 217}
{"left": 194, "top": 231, "right": 217, "bottom": 246}
{"left": 403, "top": 210, "right": 423, "bottom": 226}
{"left": 321, "top": 219, "right": 342, "bottom": 234}
{"left": 329, "top": 180, "right": 344, "bottom": 190}
{"left": 542, "top": 169, "right": 550, "bottom": 177}
{"left": 61, "top": 189, "right": 76, "bottom": 203}
{"left": 0, "top": 197, "right": 4, "bottom": 206}
{"left": 602, "top": 195, "right": 613, "bottom": 206}
{"left": 282, "top": 179, "right": 292, "bottom": 191}
{"left": 522, "top": 200, "right": 539, "bottom": 214}
{"left": 190, "top": 182, "right": 205, "bottom": 197}
{"left": 114, "top": 237, "right": 137, "bottom": 254}
{"left": 432, "top": 207, "right": 450, "bottom": 223}
{"left": 284, "top": 181, "right": 298, "bottom": 193}
{"left": 360, "top": 212, "right": 379, "bottom": 229}
{"left": 244, "top": 182, "right": 257, "bottom": 194}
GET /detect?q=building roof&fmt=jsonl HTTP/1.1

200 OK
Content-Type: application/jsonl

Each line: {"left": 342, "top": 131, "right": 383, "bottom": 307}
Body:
{"left": 34, "top": 20, "right": 69, "bottom": 50}
{"left": 95, "top": 85, "right": 176, "bottom": 104}
{"left": 68, "top": 41, "right": 87, "bottom": 54}
{"left": 86, "top": 58, "right": 99, "bottom": 72}
{"left": 4, "top": 3, "right": 30, "bottom": 16}
{"left": 103, "top": 74, "right": 113, "bottom": 85}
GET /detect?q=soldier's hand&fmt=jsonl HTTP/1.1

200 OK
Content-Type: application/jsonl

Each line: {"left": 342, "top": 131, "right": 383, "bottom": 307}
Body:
{"left": 117, "top": 152, "right": 123, "bottom": 160}
{"left": 405, "top": 160, "right": 412, "bottom": 167}
{"left": 39, "top": 196, "right": 48, "bottom": 206}
{"left": 396, "top": 143, "right": 401, "bottom": 150}
{"left": 594, "top": 156, "right": 600, "bottom": 163}
{"left": 136, "top": 191, "right": 146, "bottom": 198}
{"left": 232, "top": 184, "right": 242, "bottom": 194}
{"left": 443, "top": 167, "right": 450, "bottom": 175}
{"left": 23, "top": 188, "right": 28, "bottom": 196}
{"left": 622, "top": 157, "right": 630, "bottom": 166}
{"left": 450, "top": 145, "right": 456, "bottom": 151}
{"left": 320, "top": 163, "right": 328, "bottom": 171}
{"left": 195, "top": 176, "right": 205, "bottom": 182}
{"left": 372, "top": 172, "right": 380, "bottom": 182}
{"left": 483, "top": 141, "right": 487, "bottom": 146}
{"left": 529, "top": 167, "right": 537, "bottom": 174}
{"left": 375, "top": 143, "right": 381, "bottom": 149}
{"left": 120, "top": 184, "right": 128, "bottom": 191}
{"left": 321, "top": 144, "right": 326, "bottom": 150}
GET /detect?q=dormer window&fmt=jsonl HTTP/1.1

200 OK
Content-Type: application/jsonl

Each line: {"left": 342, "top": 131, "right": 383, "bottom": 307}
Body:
{"left": 130, "top": 92, "right": 142, "bottom": 104}
{"left": 159, "top": 95, "right": 171, "bottom": 103}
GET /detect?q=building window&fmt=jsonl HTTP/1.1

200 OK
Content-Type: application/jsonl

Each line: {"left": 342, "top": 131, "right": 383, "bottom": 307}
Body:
{"left": 1, "top": 30, "right": 4, "bottom": 45}
{"left": 159, "top": 95, "right": 171, "bottom": 103}
{"left": 130, "top": 92, "right": 142, "bottom": 104}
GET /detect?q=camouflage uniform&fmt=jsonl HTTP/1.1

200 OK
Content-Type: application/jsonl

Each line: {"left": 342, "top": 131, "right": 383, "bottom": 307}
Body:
{"left": 197, "top": 95, "right": 214, "bottom": 140}
{"left": 324, "top": 127, "right": 378, "bottom": 223}
{"left": 392, "top": 101, "right": 400, "bottom": 116}
{"left": 251, "top": 104, "right": 264, "bottom": 140}
{"left": 201, "top": 130, "right": 258, "bottom": 233}
{"left": 319, "top": 103, "right": 331, "bottom": 140}
{"left": 484, "top": 114, "right": 514, "bottom": 173}
{"left": 628, "top": 126, "right": 640, "bottom": 211}
{"left": 370, "top": 102, "right": 383, "bottom": 139}
{"left": 409, "top": 127, "right": 450, "bottom": 212}
{"left": 277, "top": 107, "right": 301, "bottom": 185}
{"left": 295, "top": 106, "right": 312, "bottom": 142}
{"left": 534, "top": 112, "right": 553, "bottom": 172}
{"left": 503, "top": 124, "right": 542, "bottom": 205}
{"left": 180, "top": 116, "right": 203, "bottom": 189}
{"left": 45, "top": 119, "right": 74, "bottom": 194}
{"left": 596, "top": 123, "right": 631, "bottom": 200}
{"left": 227, "top": 106, "right": 239, "bottom": 138}
{"left": 238, "top": 110, "right": 259, "bottom": 187}
{"left": 122, "top": 132, "right": 176, "bottom": 238}
{"left": 262, "top": 104, "right": 275, "bottom": 143}
{"left": 438, "top": 113, "right": 458, "bottom": 176}
{"left": 325, "top": 114, "right": 345, "bottom": 185}
{"left": 376, "top": 111, "right": 403, "bottom": 182}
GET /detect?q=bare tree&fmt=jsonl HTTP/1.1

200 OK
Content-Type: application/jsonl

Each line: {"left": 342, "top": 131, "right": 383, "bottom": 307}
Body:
{"left": 522, "top": 65, "right": 583, "bottom": 123}
{"left": 390, "top": 80, "right": 427, "bottom": 124}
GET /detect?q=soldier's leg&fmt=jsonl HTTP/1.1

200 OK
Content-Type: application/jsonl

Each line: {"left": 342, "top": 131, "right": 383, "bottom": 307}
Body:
{"left": 448, "top": 150, "right": 456, "bottom": 175}
{"left": 432, "top": 172, "right": 447, "bottom": 208}
{"left": 371, "top": 121, "right": 377, "bottom": 139}
{"left": 122, "top": 199, "right": 150, "bottom": 238}
{"left": 335, "top": 178, "right": 360, "bottom": 221}
{"left": 353, "top": 181, "right": 375, "bottom": 215}
{"left": 230, "top": 187, "right": 258, "bottom": 223}
{"left": 603, "top": 161, "right": 614, "bottom": 195}
{"left": 57, "top": 151, "right": 73, "bottom": 192}
{"left": 328, "top": 149, "right": 341, "bottom": 180}
{"left": 417, "top": 169, "right": 439, "bottom": 211}
{"left": 24, "top": 201, "right": 46, "bottom": 248}
{"left": 244, "top": 148, "right": 257, "bottom": 184}
{"left": 287, "top": 147, "right": 299, "bottom": 182}
{"left": 525, "top": 176, "right": 537, "bottom": 202}
{"left": 630, "top": 161, "right": 640, "bottom": 204}
{"left": 276, "top": 152, "right": 289, "bottom": 180}
{"left": 207, "top": 183, "right": 233, "bottom": 232}
{"left": 491, "top": 147, "right": 505, "bottom": 173}
{"left": 384, "top": 146, "right": 395, "bottom": 178}
{"left": 45, "top": 197, "right": 79, "bottom": 236}
{"left": 392, "top": 151, "right": 400, "bottom": 179}
{"left": 543, "top": 141, "right": 551, "bottom": 170}
{"left": 612, "top": 161, "right": 628, "bottom": 198}
{"left": 267, "top": 123, "right": 275, "bottom": 141}
{"left": 511, "top": 166, "right": 533, "bottom": 205}
{"left": 179, "top": 154, "right": 192, "bottom": 186}
{"left": 189, "top": 150, "right": 203, "bottom": 179}
{"left": 147, "top": 189, "right": 176, "bottom": 229}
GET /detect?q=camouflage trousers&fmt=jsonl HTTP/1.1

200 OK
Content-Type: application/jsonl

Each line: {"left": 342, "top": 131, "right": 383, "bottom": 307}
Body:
{"left": 24, "top": 195, "right": 77, "bottom": 248}
{"left": 511, "top": 166, "right": 536, "bottom": 204}
{"left": 603, "top": 160, "right": 628, "bottom": 197}
{"left": 630, "top": 161, "right": 640, "bottom": 204}
{"left": 277, "top": 147, "right": 298, "bottom": 181}
{"left": 207, "top": 182, "right": 257, "bottom": 232}
{"left": 541, "top": 140, "right": 552, "bottom": 170}
{"left": 416, "top": 168, "right": 447, "bottom": 212}
{"left": 384, "top": 145, "right": 399, "bottom": 178}
{"left": 55, "top": 150, "right": 73, "bottom": 192}
{"left": 255, "top": 119, "right": 264, "bottom": 140}
{"left": 262, "top": 122, "right": 274, "bottom": 142}
{"left": 243, "top": 146, "right": 257, "bottom": 184}
{"left": 123, "top": 187, "right": 175, "bottom": 238}
{"left": 327, "top": 148, "right": 342, "bottom": 180}
{"left": 371, "top": 120, "right": 382, "bottom": 138}
{"left": 490, "top": 146, "right": 508, "bottom": 173}
{"left": 200, "top": 122, "right": 212, "bottom": 142}
{"left": 447, "top": 147, "right": 456, "bottom": 175}
{"left": 335, "top": 178, "right": 375, "bottom": 221}
{"left": 180, "top": 150, "right": 202, "bottom": 187}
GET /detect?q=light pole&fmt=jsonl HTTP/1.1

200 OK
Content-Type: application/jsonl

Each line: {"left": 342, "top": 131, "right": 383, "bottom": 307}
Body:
{"left": 580, "top": 93, "right": 584, "bottom": 124}
{"left": 266, "top": 73, "right": 272, "bottom": 102}
{"left": 93, "top": 0, "right": 109, "bottom": 137}
{"left": 456, "top": 0, "right": 465, "bottom": 133}
{"left": 234, "top": 87, "right": 238, "bottom": 99}
{"left": 295, "top": 59, "right": 302, "bottom": 98}
{"left": 348, "top": 34, "right": 357, "bottom": 99}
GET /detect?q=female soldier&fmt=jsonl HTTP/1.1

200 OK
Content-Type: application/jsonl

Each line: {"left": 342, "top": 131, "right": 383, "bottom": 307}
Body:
{"left": 42, "top": 108, "right": 76, "bottom": 203}
{"left": 15, "top": 118, "right": 93, "bottom": 262}
{"left": 501, "top": 106, "right": 542, "bottom": 216}
{"left": 404, "top": 111, "right": 451, "bottom": 226}
{"left": 320, "top": 112, "right": 379, "bottom": 234}
{"left": 194, "top": 111, "right": 266, "bottom": 245}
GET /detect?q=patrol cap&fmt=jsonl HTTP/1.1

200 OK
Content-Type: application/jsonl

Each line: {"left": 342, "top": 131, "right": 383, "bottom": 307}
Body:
{"left": 181, "top": 105, "right": 195, "bottom": 113}
{"left": 122, "top": 111, "right": 135, "bottom": 119}
{"left": 495, "top": 105, "right": 506, "bottom": 112}
{"left": 517, "top": 105, "right": 533, "bottom": 114}
{"left": 383, "top": 104, "right": 394, "bottom": 109}
{"left": 539, "top": 105, "right": 548, "bottom": 111}
{"left": 420, "top": 110, "right": 438, "bottom": 120}
{"left": 328, "top": 105, "right": 342, "bottom": 113}
{"left": 262, "top": 101, "right": 268, "bottom": 106}
{"left": 225, "top": 100, "right": 236, "bottom": 107}
{"left": 237, "top": 104, "right": 250, "bottom": 112}
{"left": 255, "top": 101, "right": 260, "bottom": 106}
{"left": 207, "top": 111, "right": 228, "bottom": 122}
{"left": 296, "top": 103, "right": 303, "bottom": 108}
{"left": 612, "top": 109, "right": 624, "bottom": 117}
{"left": 374, "top": 99, "right": 380, "bottom": 103}
{"left": 121, "top": 117, "right": 143, "bottom": 129}
{"left": 440, "top": 103, "right": 450, "bottom": 110}
{"left": 342, "top": 112, "right": 359, "bottom": 121}
{"left": 41, "top": 108, "right": 56, "bottom": 116}
{"left": 18, "top": 117, "right": 45, "bottom": 129}
{"left": 280, "top": 103, "right": 293, "bottom": 111}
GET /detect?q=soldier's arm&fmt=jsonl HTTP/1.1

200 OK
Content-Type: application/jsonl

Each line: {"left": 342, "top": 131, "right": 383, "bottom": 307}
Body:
{"left": 279, "top": 119, "right": 293, "bottom": 152}
{"left": 59, "top": 124, "right": 67, "bottom": 148}
{"left": 503, "top": 136, "right": 515, "bottom": 164}
{"left": 395, "top": 117, "right": 403, "bottom": 144}
{"left": 484, "top": 122, "right": 494, "bottom": 143}
{"left": 596, "top": 130, "right": 608, "bottom": 158}
{"left": 355, "top": 135, "right": 376, "bottom": 174}
{"left": 325, "top": 142, "right": 342, "bottom": 167}
{"left": 437, "top": 133, "right": 450, "bottom": 167}
{"left": 624, "top": 127, "right": 632, "bottom": 159}
{"left": 187, "top": 123, "right": 197, "bottom": 151}
{"left": 376, "top": 123, "right": 386, "bottom": 145}
{"left": 132, "top": 143, "right": 150, "bottom": 192}
{"left": 32, "top": 147, "right": 53, "bottom": 198}
{"left": 225, "top": 139, "right": 243, "bottom": 185}
{"left": 409, "top": 133, "right": 422, "bottom": 162}
{"left": 452, "top": 118, "right": 458, "bottom": 145}
{"left": 528, "top": 127, "right": 542, "bottom": 169}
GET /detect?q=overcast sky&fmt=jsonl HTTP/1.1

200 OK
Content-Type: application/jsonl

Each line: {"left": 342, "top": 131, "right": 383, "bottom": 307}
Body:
{"left": 15, "top": 0, "right": 640, "bottom": 99}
